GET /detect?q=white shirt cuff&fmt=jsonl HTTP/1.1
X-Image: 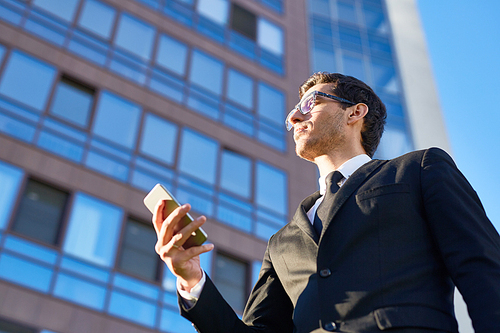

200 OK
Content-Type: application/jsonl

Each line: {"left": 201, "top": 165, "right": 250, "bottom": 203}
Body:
{"left": 177, "top": 270, "right": 206, "bottom": 307}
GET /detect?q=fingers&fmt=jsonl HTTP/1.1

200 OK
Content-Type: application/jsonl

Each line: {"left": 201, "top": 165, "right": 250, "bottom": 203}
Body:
{"left": 167, "top": 214, "right": 206, "bottom": 249}
{"left": 152, "top": 201, "right": 208, "bottom": 255}
{"left": 152, "top": 200, "right": 190, "bottom": 238}
{"left": 152, "top": 199, "right": 165, "bottom": 235}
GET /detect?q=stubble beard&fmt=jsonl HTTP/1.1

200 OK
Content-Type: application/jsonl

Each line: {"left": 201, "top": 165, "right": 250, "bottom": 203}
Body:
{"left": 295, "top": 122, "right": 346, "bottom": 162}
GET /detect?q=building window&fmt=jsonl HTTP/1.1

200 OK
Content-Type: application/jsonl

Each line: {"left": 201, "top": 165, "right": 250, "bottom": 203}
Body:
{"left": 11, "top": 179, "right": 69, "bottom": 245}
{"left": 63, "top": 193, "right": 123, "bottom": 267}
{"left": 230, "top": 3, "right": 256, "bottom": 40}
{"left": 0, "top": 319, "right": 36, "bottom": 333}
{"left": 178, "top": 128, "right": 218, "bottom": 185}
{"left": 189, "top": 50, "right": 224, "bottom": 96}
{"left": 139, "top": 113, "right": 179, "bottom": 165}
{"left": 155, "top": 34, "right": 188, "bottom": 76}
{"left": 78, "top": 0, "right": 117, "bottom": 40}
{"left": 336, "top": 0, "right": 358, "bottom": 25}
{"left": 114, "top": 13, "right": 155, "bottom": 60}
{"left": 49, "top": 76, "right": 95, "bottom": 127}
{"left": 257, "top": 18, "right": 284, "bottom": 56}
{"left": 32, "top": 0, "right": 79, "bottom": 23}
{"left": 226, "top": 69, "right": 254, "bottom": 110}
{"left": 117, "top": 218, "right": 161, "bottom": 281}
{"left": 257, "top": 82, "right": 285, "bottom": 126}
{"left": 342, "top": 55, "right": 366, "bottom": 82}
{"left": 220, "top": 150, "right": 252, "bottom": 199}
{"left": 255, "top": 161, "right": 287, "bottom": 216}
{"left": 212, "top": 252, "right": 248, "bottom": 313}
{"left": 0, "top": 161, "right": 23, "bottom": 230}
{"left": 197, "top": 0, "right": 229, "bottom": 26}
{"left": 92, "top": 91, "right": 141, "bottom": 149}
{"left": 0, "top": 50, "right": 56, "bottom": 111}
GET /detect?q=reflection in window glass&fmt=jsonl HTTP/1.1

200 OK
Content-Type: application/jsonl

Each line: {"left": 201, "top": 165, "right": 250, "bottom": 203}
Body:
{"left": 108, "top": 291, "right": 156, "bottom": 326}
{"left": 118, "top": 218, "right": 160, "bottom": 281}
{"left": 189, "top": 51, "right": 224, "bottom": 95}
{"left": 114, "top": 13, "right": 155, "bottom": 60}
{"left": 342, "top": 55, "right": 365, "bottom": 82}
{"left": 156, "top": 35, "right": 188, "bottom": 76}
{"left": 78, "top": 0, "right": 116, "bottom": 39}
{"left": 0, "top": 253, "right": 53, "bottom": 292}
{"left": 63, "top": 193, "right": 123, "bottom": 267}
{"left": 0, "top": 51, "right": 56, "bottom": 111}
{"left": 33, "top": 0, "right": 79, "bottom": 22}
{"left": 338, "top": 25, "right": 362, "bottom": 51}
{"left": 92, "top": 92, "right": 141, "bottom": 149}
{"left": 362, "top": 4, "right": 387, "bottom": 33}
{"left": 54, "top": 273, "right": 107, "bottom": 310}
{"left": 251, "top": 260, "right": 262, "bottom": 287}
{"left": 371, "top": 60, "right": 399, "bottom": 93}
{"left": 256, "top": 162, "right": 287, "bottom": 215}
{"left": 139, "top": 113, "right": 178, "bottom": 165}
{"left": 227, "top": 69, "right": 253, "bottom": 109}
{"left": 50, "top": 77, "right": 94, "bottom": 127}
{"left": 312, "top": 48, "right": 336, "bottom": 73}
{"left": 212, "top": 253, "right": 247, "bottom": 313}
{"left": 377, "top": 124, "right": 412, "bottom": 159}
{"left": 197, "top": 0, "right": 229, "bottom": 25}
{"left": 12, "top": 180, "right": 68, "bottom": 245}
{"left": 160, "top": 308, "right": 194, "bottom": 333}
{"left": 368, "top": 35, "right": 392, "bottom": 57}
{"left": 257, "top": 83, "right": 284, "bottom": 126}
{"left": 337, "top": 1, "right": 357, "bottom": 24}
{"left": 220, "top": 150, "right": 251, "bottom": 198}
{"left": 257, "top": 19, "right": 283, "bottom": 56}
{"left": 178, "top": 129, "right": 218, "bottom": 184}
{"left": 0, "top": 161, "right": 23, "bottom": 230}
{"left": 385, "top": 100, "right": 404, "bottom": 118}
{"left": 309, "top": 0, "right": 331, "bottom": 18}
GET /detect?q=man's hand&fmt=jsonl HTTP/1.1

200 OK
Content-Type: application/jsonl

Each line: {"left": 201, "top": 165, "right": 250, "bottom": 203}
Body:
{"left": 152, "top": 200, "right": 214, "bottom": 292}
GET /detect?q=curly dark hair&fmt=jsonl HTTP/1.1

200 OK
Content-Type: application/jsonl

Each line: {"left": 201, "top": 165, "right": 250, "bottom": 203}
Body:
{"left": 299, "top": 72, "right": 386, "bottom": 157}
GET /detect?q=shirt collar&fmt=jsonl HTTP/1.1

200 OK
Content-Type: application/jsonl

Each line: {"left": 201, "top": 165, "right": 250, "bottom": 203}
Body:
{"left": 318, "top": 154, "right": 371, "bottom": 195}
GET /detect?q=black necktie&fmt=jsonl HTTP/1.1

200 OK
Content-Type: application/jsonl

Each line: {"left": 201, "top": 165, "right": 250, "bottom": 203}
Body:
{"left": 313, "top": 171, "right": 343, "bottom": 236}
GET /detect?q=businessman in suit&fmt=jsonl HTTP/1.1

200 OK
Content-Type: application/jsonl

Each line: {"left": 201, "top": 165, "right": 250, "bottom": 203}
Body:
{"left": 152, "top": 73, "right": 500, "bottom": 332}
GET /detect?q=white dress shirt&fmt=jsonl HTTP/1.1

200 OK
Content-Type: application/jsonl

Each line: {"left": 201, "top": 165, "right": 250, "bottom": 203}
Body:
{"left": 179, "top": 154, "right": 372, "bottom": 304}
{"left": 306, "top": 154, "right": 371, "bottom": 223}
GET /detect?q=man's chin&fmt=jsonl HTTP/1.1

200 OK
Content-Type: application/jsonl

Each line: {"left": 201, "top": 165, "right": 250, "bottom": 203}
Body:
{"left": 295, "top": 146, "right": 315, "bottom": 162}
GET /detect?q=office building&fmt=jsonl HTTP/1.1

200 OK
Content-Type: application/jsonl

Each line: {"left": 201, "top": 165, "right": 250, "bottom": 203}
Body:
{"left": 0, "top": 0, "right": 456, "bottom": 332}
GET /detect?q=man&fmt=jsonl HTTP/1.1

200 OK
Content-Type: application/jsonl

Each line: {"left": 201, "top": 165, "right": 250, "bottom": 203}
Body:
{"left": 152, "top": 73, "right": 500, "bottom": 332}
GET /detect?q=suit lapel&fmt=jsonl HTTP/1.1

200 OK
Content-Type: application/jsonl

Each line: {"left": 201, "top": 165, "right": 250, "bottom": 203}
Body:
{"left": 290, "top": 190, "right": 322, "bottom": 243}
{"left": 320, "top": 159, "right": 388, "bottom": 239}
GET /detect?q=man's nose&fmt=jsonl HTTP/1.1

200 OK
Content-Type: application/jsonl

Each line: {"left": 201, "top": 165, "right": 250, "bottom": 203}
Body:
{"left": 289, "top": 108, "right": 305, "bottom": 127}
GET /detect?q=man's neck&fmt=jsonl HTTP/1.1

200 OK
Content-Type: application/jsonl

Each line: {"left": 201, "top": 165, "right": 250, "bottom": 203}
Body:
{"left": 314, "top": 148, "right": 368, "bottom": 177}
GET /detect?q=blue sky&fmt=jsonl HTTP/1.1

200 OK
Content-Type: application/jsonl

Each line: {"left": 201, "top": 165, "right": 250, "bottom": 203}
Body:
{"left": 416, "top": 1, "right": 500, "bottom": 230}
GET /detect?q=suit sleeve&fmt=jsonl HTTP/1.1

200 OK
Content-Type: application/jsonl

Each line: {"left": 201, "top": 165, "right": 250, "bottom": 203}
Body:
{"left": 179, "top": 240, "right": 294, "bottom": 333}
{"left": 421, "top": 148, "right": 500, "bottom": 333}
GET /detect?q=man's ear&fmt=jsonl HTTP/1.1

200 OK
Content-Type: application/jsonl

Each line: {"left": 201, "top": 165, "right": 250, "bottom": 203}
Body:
{"left": 347, "top": 103, "right": 368, "bottom": 125}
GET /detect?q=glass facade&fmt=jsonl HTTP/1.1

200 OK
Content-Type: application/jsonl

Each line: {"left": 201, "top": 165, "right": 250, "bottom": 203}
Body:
{"left": 0, "top": 0, "right": 288, "bottom": 324}
{"left": 308, "top": 0, "right": 413, "bottom": 158}
{"left": 0, "top": 46, "right": 288, "bottom": 237}
{"left": 0, "top": 0, "right": 287, "bottom": 151}
{"left": 0, "top": 169, "right": 210, "bottom": 331}
{"left": 0, "top": 0, "right": 420, "bottom": 332}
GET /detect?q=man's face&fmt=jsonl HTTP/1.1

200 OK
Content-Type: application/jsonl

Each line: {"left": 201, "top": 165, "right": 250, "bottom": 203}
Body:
{"left": 291, "top": 83, "right": 348, "bottom": 161}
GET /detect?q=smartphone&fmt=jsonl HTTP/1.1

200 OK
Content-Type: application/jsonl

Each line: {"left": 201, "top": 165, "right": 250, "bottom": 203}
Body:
{"left": 143, "top": 183, "right": 207, "bottom": 249}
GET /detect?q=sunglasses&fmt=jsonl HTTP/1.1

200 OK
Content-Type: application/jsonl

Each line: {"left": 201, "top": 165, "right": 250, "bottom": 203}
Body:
{"left": 285, "top": 90, "right": 355, "bottom": 131}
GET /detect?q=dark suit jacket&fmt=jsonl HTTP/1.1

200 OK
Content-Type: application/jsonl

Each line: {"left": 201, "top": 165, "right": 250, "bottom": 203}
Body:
{"left": 180, "top": 148, "right": 500, "bottom": 333}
